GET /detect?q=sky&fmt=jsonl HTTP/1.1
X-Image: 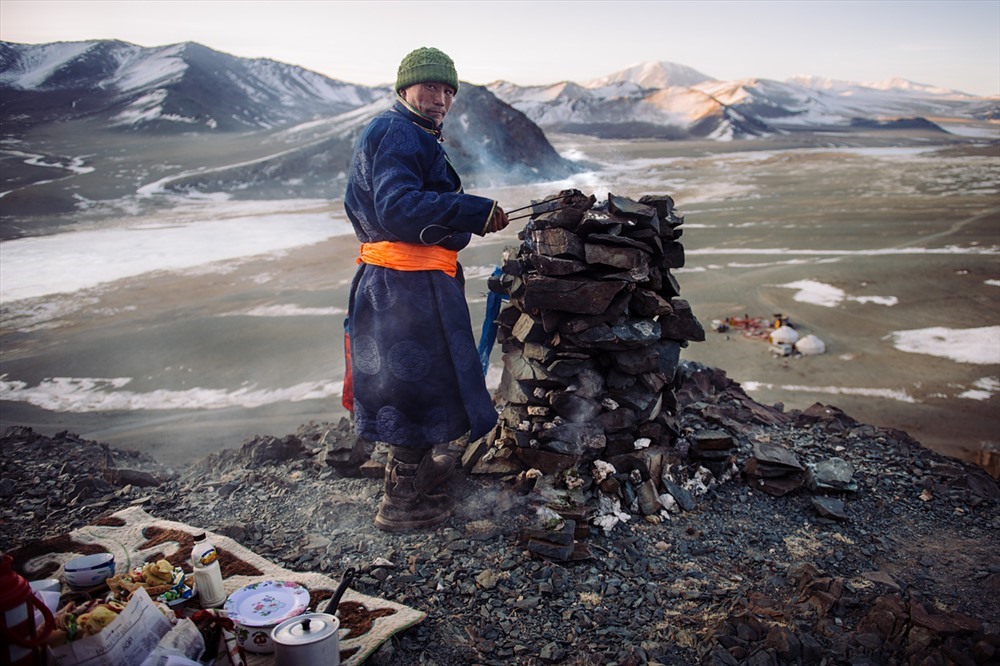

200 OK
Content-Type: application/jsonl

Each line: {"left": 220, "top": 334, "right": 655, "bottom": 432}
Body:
{"left": 1, "top": 0, "right": 998, "bottom": 96}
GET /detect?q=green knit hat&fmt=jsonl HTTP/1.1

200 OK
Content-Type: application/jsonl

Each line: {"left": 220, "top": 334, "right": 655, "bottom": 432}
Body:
{"left": 395, "top": 47, "right": 459, "bottom": 94}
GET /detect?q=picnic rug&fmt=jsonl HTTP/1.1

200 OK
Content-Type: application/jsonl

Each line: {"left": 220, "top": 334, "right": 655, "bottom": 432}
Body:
{"left": 9, "top": 506, "right": 426, "bottom": 665}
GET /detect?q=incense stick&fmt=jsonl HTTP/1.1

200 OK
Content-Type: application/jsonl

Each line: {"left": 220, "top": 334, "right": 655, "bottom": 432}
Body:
{"left": 504, "top": 193, "right": 577, "bottom": 215}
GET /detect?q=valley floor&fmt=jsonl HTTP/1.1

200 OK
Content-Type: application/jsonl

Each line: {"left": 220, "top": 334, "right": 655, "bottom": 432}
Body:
{"left": 1, "top": 130, "right": 998, "bottom": 476}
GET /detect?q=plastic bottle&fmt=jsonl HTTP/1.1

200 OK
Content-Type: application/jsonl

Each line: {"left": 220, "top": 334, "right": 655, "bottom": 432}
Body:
{"left": 191, "top": 533, "right": 226, "bottom": 608}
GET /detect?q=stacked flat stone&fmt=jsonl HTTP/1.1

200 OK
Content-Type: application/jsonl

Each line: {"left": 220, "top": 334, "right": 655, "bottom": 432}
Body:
{"left": 483, "top": 189, "right": 705, "bottom": 494}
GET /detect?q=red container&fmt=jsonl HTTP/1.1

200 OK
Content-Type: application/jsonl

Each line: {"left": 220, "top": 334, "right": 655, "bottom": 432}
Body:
{"left": 1, "top": 553, "right": 55, "bottom": 666}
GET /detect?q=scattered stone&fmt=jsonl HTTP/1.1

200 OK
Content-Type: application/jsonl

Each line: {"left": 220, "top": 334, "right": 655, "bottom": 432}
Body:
{"left": 2, "top": 319, "right": 998, "bottom": 666}
{"left": 808, "top": 456, "right": 858, "bottom": 492}
{"left": 812, "top": 495, "right": 848, "bottom": 521}
{"left": 744, "top": 442, "right": 806, "bottom": 496}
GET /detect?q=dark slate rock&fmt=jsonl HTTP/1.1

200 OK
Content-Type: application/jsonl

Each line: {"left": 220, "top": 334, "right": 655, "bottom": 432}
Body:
{"left": 529, "top": 254, "right": 587, "bottom": 276}
{"left": 638, "top": 194, "right": 678, "bottom": 220}
{"left": 752, "top": 442, "right": 804, "bottom": 471}
{"left": 748, "top": 473, "right": 805, "bottom": 496}
{"left": 610, "top": 347, "right": 662, "bottom": 375}
{"left": 584, "top": 243, "right": 650, "bottom": 271}
{"left": 537, "top": 422, "right": 606, "bottom": 455}
{"left": 663, "top": 479, "right": 697, "bottom": 511}
{"left": 561, "top": 323, "right": 617, "bottom": 349}
{"left": 531, "top": 207, "right": 585, "bottom": 230}
{"left": 610, "top": 319, "right": 661, "bottom": 346}
{"left": 809, "top": 457, "right": 858, "bottom": 493}
{"left": 519, "top": 519, "right": 577, "bottom": 546}
{"left": 630, "top": 289, "right": 674, "bottom": 317}
{"left": 744, "top": 458, "right": 797, "bottom": 478}
{"left": 659, "top": 271, "right": 682, "bottom": 298}
{"left": 659, "top": 298, "right": 706, "bottom": 342}
{"left": 498, "top": 369, "right": 535, "bottom": 404}
{"left": 585, "top": 233, "right": 654, "bottom": 252}
{"left": 548, "top": 392, "right": 602, "bottom": 423}
{"left": 512, "top": 447, "right": 580, "bottom": 476}
{"left": 521, "top": 276, "right": 627, "bottom": 315}
{"left": 609, "top": 192, "right": 658, "bottom": 222}
{"left": 812, "top": 496, "right": 848, "bottom": 521}
{"left": 693, "top": 429, "right": 734, "bottom": 449}
{"left": 532, "top": 228, "right": 585, "bottom": 259}
{"left": 598, "top": 407, "right": 638, "bottom": 433}
{"left": 662, "top": 241, "right": 686, "bottom": 268}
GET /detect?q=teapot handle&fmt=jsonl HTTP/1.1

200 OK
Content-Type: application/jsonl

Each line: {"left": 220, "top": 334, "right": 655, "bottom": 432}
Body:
{"left": 323, "top": 567, "right": 357, "bottom": 615}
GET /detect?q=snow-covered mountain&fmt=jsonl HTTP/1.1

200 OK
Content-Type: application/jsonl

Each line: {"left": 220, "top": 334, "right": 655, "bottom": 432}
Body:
{"left": 488, "top": 61, "right": 998, "bottom": 140}
{"left": 585, "top": 60, "right": 714, "bottom": 89}
{"left": 0, "top": 40, "right": 390, "bottom": 131}
{"left": 3, "top": 44, "right": 997, "bottom": 225}
{"left": 0, "top": 40, "right": 581, "bottom": 221}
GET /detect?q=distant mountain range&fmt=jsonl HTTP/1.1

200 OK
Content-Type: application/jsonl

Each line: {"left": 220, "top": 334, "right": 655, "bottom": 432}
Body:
{"left": 0, "top": 40, "right": 583, "bottom": 225}
{"left": 488, "top": 61, "right": 998, "bottom": 140}
{"left": 1, "top": 40, "right": 996, "bottom": 225}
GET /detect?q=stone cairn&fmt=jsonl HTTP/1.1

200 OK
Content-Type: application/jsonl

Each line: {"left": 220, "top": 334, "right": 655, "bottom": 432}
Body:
{"left": 464, "top": 189, "right": 711, "bottom": 559}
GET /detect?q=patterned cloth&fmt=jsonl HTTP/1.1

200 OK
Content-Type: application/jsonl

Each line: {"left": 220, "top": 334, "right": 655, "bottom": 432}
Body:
{"left": 344, "top": 97, "right": 498, "bottom": 449}
{"left": 10, "top": 507, "right": 426, "bottom": 666}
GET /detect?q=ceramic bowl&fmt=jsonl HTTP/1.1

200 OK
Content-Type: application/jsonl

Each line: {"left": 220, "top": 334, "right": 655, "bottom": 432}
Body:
{"left": 64, "top": 552, "right": 115, "bottom": 588}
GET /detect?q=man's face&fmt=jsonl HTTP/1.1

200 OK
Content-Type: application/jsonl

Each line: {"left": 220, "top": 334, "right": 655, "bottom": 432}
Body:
{"left": 401, "top": 81, "right": 456, "bottom": 126}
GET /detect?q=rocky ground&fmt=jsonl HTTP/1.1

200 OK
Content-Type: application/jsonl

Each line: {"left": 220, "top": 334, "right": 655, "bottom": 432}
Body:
{"left": 2, "top": 363, "right": 999, "bottom": 665}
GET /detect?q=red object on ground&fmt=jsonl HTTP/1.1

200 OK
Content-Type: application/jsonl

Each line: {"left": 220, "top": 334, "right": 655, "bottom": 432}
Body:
{"left": 342, "top": 326, "right": 354, "bottom": 413}
{"left": 0, "top": 553, "right": 56, "bottom": 665}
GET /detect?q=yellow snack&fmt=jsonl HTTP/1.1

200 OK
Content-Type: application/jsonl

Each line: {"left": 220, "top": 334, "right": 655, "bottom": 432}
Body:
{"left": 107, "top": 573, "right": 142, "bottom": 599}
{"left": 78, "top": 605, "right": 120, "bottom": 635}
{"left": 141, "top": 559, "right": 174, "bottom": 585}
{"left": 107, "top": 559, "right": 183, "bottom": 601}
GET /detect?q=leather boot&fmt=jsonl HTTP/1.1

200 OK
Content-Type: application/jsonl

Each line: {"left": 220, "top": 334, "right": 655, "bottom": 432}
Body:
{"left": 423, "top": 437, "right": 464, "bottom": 491}
{"left": 374, "top": 447, "right": 453, "bottom": 532}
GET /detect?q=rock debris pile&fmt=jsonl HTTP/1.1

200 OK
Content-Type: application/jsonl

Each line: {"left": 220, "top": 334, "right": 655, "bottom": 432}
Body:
{"left": 3, "top": 362, "right": 1000, "bottom": 665}
{"left": 467, "top": 190, "right": 710, "bottom": 548}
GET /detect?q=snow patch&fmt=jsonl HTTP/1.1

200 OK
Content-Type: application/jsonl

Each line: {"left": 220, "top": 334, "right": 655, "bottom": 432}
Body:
{"left": 220, "top": 305, "right": 346, "bottom": 318}
{"left": 0, "top": 199, "right": 352, "bottom": 302}
{"left": 0, "top": 375, "right": 343, "bottom": 412}
{"left": 0, "top": 42, "right": 96, "bottom": 88}
{"left": 772, "top": 279, "right": 897, "bottom": 308}
{"left": 742, "top": 381, "right": 917, "bottom": 403}
{"left": 886, "top": 326, "right": 1000, "bottom": 365}
{"left": 957, "top": 377, "right": 1000, "bottom": 401}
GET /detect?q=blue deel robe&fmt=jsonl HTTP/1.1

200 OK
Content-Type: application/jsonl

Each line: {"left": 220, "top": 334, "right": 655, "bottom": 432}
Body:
{"left": 344, "top": 97, "right": 499, "bottom": 449}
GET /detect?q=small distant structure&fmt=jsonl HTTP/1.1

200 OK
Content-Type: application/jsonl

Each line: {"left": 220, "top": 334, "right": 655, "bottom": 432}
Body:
{"left": 714, "top": 311, "right": 826, "bottom": 358}
{"left": 769, "top": 323, "right": 800, "bottom": 356}
{"left": 795, "top": 334, "right": 826, "bottom": 356}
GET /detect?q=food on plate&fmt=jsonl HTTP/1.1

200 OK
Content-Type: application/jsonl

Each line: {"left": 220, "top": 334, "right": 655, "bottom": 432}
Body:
{"left": 107, "top": 558, "right": 192, "bottom": 603}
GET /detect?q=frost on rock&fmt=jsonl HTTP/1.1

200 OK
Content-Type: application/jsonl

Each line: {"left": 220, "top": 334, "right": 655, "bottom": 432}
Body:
{"left": 593, "top": 494, "right": 630, "bottom": 533}
{"left": 592, "top": 460, "right": 616, "bottom": 485}
{"left": 535, "top": 505, "right": 564, "bottom": 529}
{"left": 658, "top": 493, "right": 678, "bottom": 513}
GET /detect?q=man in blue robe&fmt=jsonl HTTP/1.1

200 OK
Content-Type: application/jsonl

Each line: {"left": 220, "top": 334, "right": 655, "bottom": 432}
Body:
{"left": 344, "top": 47, "right": 509, "bottom": 531}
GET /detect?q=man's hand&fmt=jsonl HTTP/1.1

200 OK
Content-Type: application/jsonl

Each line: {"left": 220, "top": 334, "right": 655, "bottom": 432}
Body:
{"left": 486, "top": 206, "right": 509, "bottom": 234}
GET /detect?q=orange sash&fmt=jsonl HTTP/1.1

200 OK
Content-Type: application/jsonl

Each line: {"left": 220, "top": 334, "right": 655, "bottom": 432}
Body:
{"left": 358, "top": 241, "right": 458, "bottom": 277}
